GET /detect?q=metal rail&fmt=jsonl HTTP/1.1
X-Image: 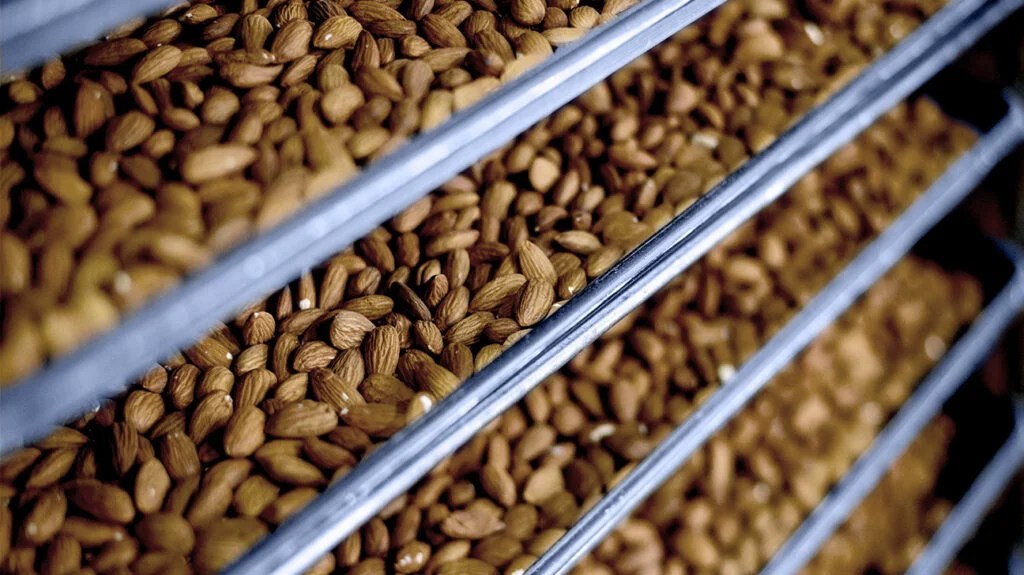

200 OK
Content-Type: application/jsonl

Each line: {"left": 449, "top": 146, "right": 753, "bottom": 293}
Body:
{"left": 525, "top": 106, "right": 1024, "bottom": 575}
{"left": 907, "top": 398, "right": 1024, "bottom": 575}
{"left": 225, "top": 3, "right": 1024, "bottom": 572}
{"left": 0, "top": 0, "right": 178, "bottom": 74}
{"left": 760, "top": 243, "right": 1024, "bottom": 575}
{"left": 0, "top": 0, "right": 731, "bottom": 450}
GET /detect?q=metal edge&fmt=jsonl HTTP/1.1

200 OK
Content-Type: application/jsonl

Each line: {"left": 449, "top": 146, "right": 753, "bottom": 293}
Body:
{"left": 524, "top": 106, "right": 1024, "bottom": 575}
{"left": 0, "top": 0, "right": 731, "bottom": 450}
{"left": 906, "top": 395, "right": 1024, "bottom": 575}
{"left": 1011, "top": 543, "right": 1024, "bottom": 575}
{"left": 0, "top": 0, "right": 178, "bottom": 74}
{"left": 759, "top": 241, "right": 1024, "bottom": 575}
{"left": 224, "top": 7, "right": 1024, "bottom": 573}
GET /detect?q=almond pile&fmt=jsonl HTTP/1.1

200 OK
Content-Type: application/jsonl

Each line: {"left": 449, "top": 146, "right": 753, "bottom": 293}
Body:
{"left": 0, "top": 94, "right": 972, "bottom": 575}
{"left": 0, "top": 0, "right": 951, "bottom": 384}
{"left": 575, "top": 259, "right": 979, "bottom": 575}
{"left": 804, "top": 417, "right": 954, "bottom": 574}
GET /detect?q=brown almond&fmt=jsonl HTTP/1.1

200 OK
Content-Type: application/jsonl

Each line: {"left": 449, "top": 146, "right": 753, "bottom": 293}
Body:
{"left": 235, "top": 368, "right": 277, "bottom": 407}
{"left": 303, "top": 437, "right": 357, "bottom": 469}
{"left": 322, "top": 84, "right": 366, "bottom": 125}
{"left": 310, "top": 367, "right": 366, "bottom": 411}
{"left": 220, "top": 62, "right": 284, "bottom": 87}
{"left": 22, "top": 488, "right": 66, "bottom": 544}
{"left": 182, "top": 144, "right": 258, "bottom": 183}
{"left": 258, "top": 453, "right": 326, "bottom": 486}
{"left": 234, "top": 475, "right": 280, "bottom": 517}
{"left": 522, "top": 465, "right": 564, "bottom": 504}
{"left": 517, "top": 241, "right": 558, "bottom": 284}
{"left": 329, "top": 310, "right": 376, "bottom": 349}
{"left": 68, "top": 480, "right": 135, "bottom": 523}
{"left": 340, "top": 403, "right": 405, "bottom": 437}
{"left": 241, "top": 13, "right": 274, "bottom": 51}
{"left": 425, "top": 230, "right": 480, "bottom": 257}
{"left": 294, "top": 341, "right": 339, "bottom": 371}
{"left": 481, "top": 464, "right": 517, "bottom": 508}
{"left": 262, "top": 487, "right": 320, "bottom": 524}
{"left": 106, "top": 111, "right": 155, "bottom": 152}
{"left": 422, "top": 14, "right": 467, "bottom": 48}
{"left": 135, "top": 458, "right": 172, "bottom": 514}
{"left": 193, "top": 518, "right": 269, "bottom": 575}
{"left": 543, "top": 26, "right": 587, "bottom": 46}
{"left": 470, "top": 274, "right": 527, "bottom": 311}
{"left": 348, "top": 1, "right": 406, "bottom": 22}
{"left": 511, "top": 0, "right": 547, "bottom": 26}
{"left": 440, "top": 509, "right": 505, "bottom": 539}
{"left": 315, "top": 16, "right": 363, "bottom": 49}
{"left": 310, "top": 0, "right": 345, "bottom": 23}
{"left": 272, "top": 20, "right": 314, "bottom": 62}
{"left": 554, "top": 230, "right": 603, "bottom": 254}
{"left": 161, "top": 431, "right": 201, "bottom": 480}
{"left": 364, "top": 326, "right": 400, "bottom": 375}
{"left": 26, "top": 448, "right": 77, "bottom": 488}
{"left": 137, "top": 513, "right": 195, "bottom": 554}
{"left": 266, "top": 400, "right": 338, "bottom": 437}
{"left": 413, "top": 320, "right": 444, "bottom": 354}
{"left": 84, "top": 38, "right": 148, "bottom": 66}
{"left": 242, "top": 311, "right": 276, "bottom": 345}
{"left": 413, "top": 360, "right": 461, "bottom": 400}
{"left": 515, "top": 279, "right": 555, "bottom": 326}
{"left": 224, "top": 405, "right": 267, "bottom": 458}
{"left": 356, "top": 67, "right": 404, "bottom": 102}
{"left": 189, "top": 391, "right": 234, "bottom": 444}
{"left": 111, "top": 422, "right": 139, "bottom": 476}
{"left": 91, "top": 538, "right": 140, "bottom": 572}
{"left": 34, "top": 158, "right": 93, "bottom": 204}
{"left": 132, "top": 45, "right": 183, "bottom": 84}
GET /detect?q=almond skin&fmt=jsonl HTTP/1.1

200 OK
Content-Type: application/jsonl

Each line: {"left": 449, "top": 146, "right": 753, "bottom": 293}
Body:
{"left": 223, "top": 405, "right": 267, "bottom": 457}
{"left": 68, "top": 480, "right": 135, "bottom": 524}
{"left": 265, "top": 401, "right": 338, "bottom": 438}
{"left": 181, "top": 144, "right": 258, "bottom": 183}
{"left": 132, "top": 45, "right": 182, "bottom": 84}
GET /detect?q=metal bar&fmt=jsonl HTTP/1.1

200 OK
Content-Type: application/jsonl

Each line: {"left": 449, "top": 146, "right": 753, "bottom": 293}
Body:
{"left": 0, "top": 0, "right": 730, "bottom": 452}
{"left": 226, "top": 7, "right": 1024, "bottom": 572}
{"left": 0, "top": 0, "right": 178, "bottom": 74}
{"left": 760, "top": 242, "right": 1024, "bottom": 575}
{"left": 907, "top": 398, "right": 1024, "bottom": 575}
{"left": 525, "top": 105, "right": 1024, "bottom": 575}
{"left": 1011, "top": 543, "right": 1024, "bottom": 575}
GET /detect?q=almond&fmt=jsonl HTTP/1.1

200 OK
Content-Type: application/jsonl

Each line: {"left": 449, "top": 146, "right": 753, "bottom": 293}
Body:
{"left": 515, "top": 279, "right": 554, "bottom": 326}
{"left": 315, "top": 16, "right": 363, "bottom": 49}
{"left": 310, "top": 367, "right": 365, "bottom": 411}
{"left": 422, "top": 14, "right": 467, "bottom": 48}
{"left": 68, "top": 480, "right": 135, "bottom": 524}
{"left": 224, "top": 405, "right": 267, "bottom": 458}
{"left": 511, "top": 0, "right": 546, "bottom": 26}
{"left": 364, "top": 326, "right": 400, "bottom": 375}
{"left": 329, "top": 310, "right": 376, "bottom": 349}
{"left": 265, "top": 400, "right": 338, "bottom": 437}
{"left": 132, "top": 45, "right": 183, "bottom": 84}
{"left": 136, "top": 513, "right": 195, "bottom": 554}
{"left": 193, "top": 518, "right": 269, "bottom": 575}
{"left": 189, "top": 391, "right": 234, "bottom": 444}
{"left": 135, "top": 458, "right": 172, "bottom": 514}
{"left": 182, "top": 144, "right": 258, "bottom": 184}
{"left": 106, "top": 111, "right": 156, "bottom": 152}
{"left": 84, "top": 38, "right": 148, "bottom": 66}
{"left": 470, "top": 274, "right": 527, "bottom": 311}
{"left": 22, "top": 488, "right": 66, "bottom": 544}
{"left": 161, "top": 431, "right": 201, "bottom": 480}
